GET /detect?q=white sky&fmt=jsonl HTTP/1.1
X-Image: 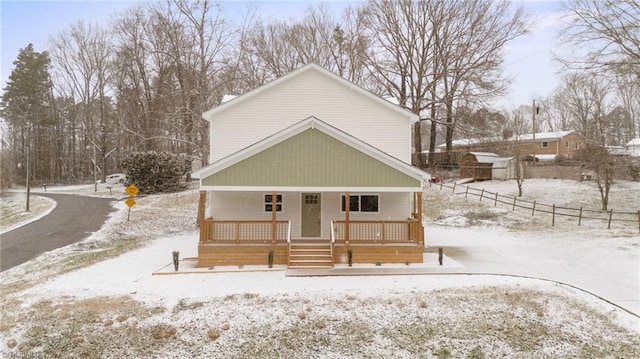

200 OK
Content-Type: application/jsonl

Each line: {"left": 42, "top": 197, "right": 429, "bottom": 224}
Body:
{"left": 0, "top": 0, "right": 571, "bottom": 110}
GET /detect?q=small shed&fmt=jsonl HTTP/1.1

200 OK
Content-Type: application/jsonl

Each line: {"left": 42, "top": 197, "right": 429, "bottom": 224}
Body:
{"left": 492, "top": 157, "right": 521, "bottom": 180}
{"left": 459, "top": 152, "right": 499, "bottom": 181}
{"left": 460, "top": 152, "right": 520, "bottom": 181}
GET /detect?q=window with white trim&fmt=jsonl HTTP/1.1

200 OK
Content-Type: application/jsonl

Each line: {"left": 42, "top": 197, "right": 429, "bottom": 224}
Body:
{"left": 341, "top": 195, "right": 379, "bottom": 212}
{"left": 541, "top": 141, "right": 549, "bottom": 148}
{"left": 264, "top": 194, "right": 282, "bottom": 212}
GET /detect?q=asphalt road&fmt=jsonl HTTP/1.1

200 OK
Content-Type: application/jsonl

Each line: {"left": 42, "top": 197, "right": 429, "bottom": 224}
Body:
{"left": 0, "top": 193, "right": 116, "bottom": 272}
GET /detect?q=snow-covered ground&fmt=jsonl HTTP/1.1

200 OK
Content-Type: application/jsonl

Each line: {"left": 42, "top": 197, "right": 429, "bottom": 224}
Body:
{"left": 0, "top": 179, "right": 639, "bottom": 358}
{"left": 0, "top": 192, "right": 56, "bottom": 234}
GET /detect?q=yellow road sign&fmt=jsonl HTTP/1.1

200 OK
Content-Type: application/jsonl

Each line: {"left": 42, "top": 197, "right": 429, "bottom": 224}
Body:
{"left": 126, "top": 183, "right": 139, "bottom": 197}
{"left": 125, "top": 198, "right": 137, "bottom": 208}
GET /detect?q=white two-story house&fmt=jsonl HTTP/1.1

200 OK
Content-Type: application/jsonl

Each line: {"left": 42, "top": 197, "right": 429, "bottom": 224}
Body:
{"left": 193, "top": 64, "right": 429, "bottom": 268}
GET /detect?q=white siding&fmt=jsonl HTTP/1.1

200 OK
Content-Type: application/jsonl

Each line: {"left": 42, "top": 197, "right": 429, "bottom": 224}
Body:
{"left": 210, "top": 191, "right": 411, "bottom": 239}
{"left": 209, "top": 69, "right": 412, "bottom": 163}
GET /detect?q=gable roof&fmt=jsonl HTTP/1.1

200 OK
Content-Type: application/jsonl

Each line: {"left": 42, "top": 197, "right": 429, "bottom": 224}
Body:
{"left": 202, "top": 63, "right": 418, "bottom": 123}
{"left": 193, "top": 116, "right": 429, "bottom": 191}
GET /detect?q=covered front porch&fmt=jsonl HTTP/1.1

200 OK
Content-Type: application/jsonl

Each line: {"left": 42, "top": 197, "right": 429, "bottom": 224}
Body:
{"left": 196, "top": 191, "right": 424, "bottom": 268}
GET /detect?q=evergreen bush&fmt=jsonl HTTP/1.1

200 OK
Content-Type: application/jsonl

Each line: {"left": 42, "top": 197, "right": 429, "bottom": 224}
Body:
{"left": 121, "top": 151, "right": 190, "bottom": 194}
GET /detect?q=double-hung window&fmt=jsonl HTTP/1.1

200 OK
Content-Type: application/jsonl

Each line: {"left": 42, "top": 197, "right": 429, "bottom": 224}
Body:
{"left": 341, "top": 195, "right": 379, "bottom": 212}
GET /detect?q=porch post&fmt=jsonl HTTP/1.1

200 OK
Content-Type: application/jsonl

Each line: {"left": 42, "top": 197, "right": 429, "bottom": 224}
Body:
{"left": 271, "top": 191, "right": 277, "bottom": 244}
{"left": 417, "top": 191, "right": 423, "bottom": 244}
{"left": 197, "top": 190, "right": 206, "bottom": 228}
{"left": 345, "top": 192, "right": 350, "bottom": 243}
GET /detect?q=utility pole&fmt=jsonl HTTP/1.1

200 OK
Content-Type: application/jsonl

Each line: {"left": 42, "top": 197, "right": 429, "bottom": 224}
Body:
{"left": 26, "top": 127, "right": 31, "bottom": 211}
{"left": 532, "top": 99, "right": 538, "bottom": 165}
{"left": 93, "top": 143, "right": 97, "bottom": 192}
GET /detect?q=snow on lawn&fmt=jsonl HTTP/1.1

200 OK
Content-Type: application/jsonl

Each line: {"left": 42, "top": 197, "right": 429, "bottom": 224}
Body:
{"left": 1, "top": 180, "right": 639, "bottom": 358}
{"left": 0, "top": 191, "right": 56, "bottom": 234}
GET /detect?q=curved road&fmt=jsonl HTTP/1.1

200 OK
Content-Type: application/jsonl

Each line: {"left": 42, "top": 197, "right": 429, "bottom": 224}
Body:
{"left": 0, "top": 193, "right": 115, "bottom": 272}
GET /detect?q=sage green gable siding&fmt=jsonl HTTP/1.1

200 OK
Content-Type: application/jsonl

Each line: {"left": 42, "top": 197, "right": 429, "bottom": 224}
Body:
{"left": 202, "top": 129, "right": 420, "bottom": 188}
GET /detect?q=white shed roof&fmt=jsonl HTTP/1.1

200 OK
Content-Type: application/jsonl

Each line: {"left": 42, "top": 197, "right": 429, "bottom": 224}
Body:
{"left": 627, "top": 138, "right": 640, "bottom": 147}
{"left": 468, "top": 152, "right": 504, "bottom": 164}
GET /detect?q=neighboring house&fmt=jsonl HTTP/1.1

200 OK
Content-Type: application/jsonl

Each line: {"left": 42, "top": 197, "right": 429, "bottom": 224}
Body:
{"left": 459, "top": 152, "right": 521, "bottom": 181}
{"left": 193, "top": 64, "right": 430, "bottom": 269}
{"left": 437, "top": 131, "right": 585, "bottom": 162}
{"left": 626, "top": 138, "right": 640, "bottom": 157}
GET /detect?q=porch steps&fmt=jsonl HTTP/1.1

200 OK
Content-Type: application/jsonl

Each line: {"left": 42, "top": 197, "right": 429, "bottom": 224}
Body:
{"left": 288, "top": 240, "right": 333, "bottom": 269}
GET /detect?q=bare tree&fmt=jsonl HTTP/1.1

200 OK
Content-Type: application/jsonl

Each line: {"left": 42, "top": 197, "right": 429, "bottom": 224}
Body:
{"left": 560, "top": 72, "right": 616, "bottom": 209}
{"left": 244, "top": 3, "right": 369, "bottom": 86}
{"left": 558, "top": 0, "right": 640, "bottom": 142}
{"left": 560, "top": 0, "right": 640, "bottom": 74}
{"left": 360, "top": 0, "right": 437, "bottom": 166}
{"left": 613, "top": 70, "right": 640, "bottom": 139}
{"left": 361, "top": 0, "right": 529, "bottom": 167}
{"left": 512, "top": 106, "right": 528, "bottom": 196}
{"left": 111, "top": 5, "right": 165, "bottom": 152}
{"left": 554, "top": 72, "right": 601, "bottom": 139}
{"left": 49, "top": 20, "right": 114, "bottom": 184}
{"left": 436, "top": 0, "right": 529, "bottom": 166}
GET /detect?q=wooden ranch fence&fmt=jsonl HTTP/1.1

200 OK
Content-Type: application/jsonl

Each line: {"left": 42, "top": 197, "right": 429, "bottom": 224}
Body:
{"left": 430, "top": 181, "right": 640, "bottom": 232}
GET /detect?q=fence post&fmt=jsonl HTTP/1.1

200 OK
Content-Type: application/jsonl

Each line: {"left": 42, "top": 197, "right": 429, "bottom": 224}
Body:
{"left": 512, "top": 196, "right": 516, "bottom": 211}
{"left": 494, "top": 192, "right": 498, "bottom": 206}
{"left": 465, "top": 186, "right": 469, "bottom": 198}
{"left": 452, "top": 182, "right": 456, "bottom": 193}
{"left": 578, "top": 207, "right": 583, "bottom": 226}
{"left": 440, "top": 181, "right": 443, "bottom": 190}
{"left": 479, "top": 189, "right": 484, "bottom": 202}
{"left": 637, "top": 210, "right": 640, "bottom": 233}
{"left": 608, "top": 209, "right": 613, "bottom": 230}
{"left": 531, "top": 201, "right": 536, "bottom": 217}
{"left": 552, "top": 204, "right": 555, "bottom": 226}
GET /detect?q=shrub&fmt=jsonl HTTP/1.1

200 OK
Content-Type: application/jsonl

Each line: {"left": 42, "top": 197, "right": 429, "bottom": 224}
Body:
{"left": 151, "top": 324, "right": 177, "bottom": 339}
{"left": 268, "top": 250, "right": 274, "bottom": 268}
{"left": 121, "top": 151, "right": 190, "bottom": 194}
{"left": 208, "top": 328, "right": 221, "bottom": 340}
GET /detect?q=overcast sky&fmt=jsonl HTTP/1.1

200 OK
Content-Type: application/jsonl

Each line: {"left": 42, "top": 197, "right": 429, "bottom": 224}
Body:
{"left": 0, "top": 0, "right": 572, "bottom": 111}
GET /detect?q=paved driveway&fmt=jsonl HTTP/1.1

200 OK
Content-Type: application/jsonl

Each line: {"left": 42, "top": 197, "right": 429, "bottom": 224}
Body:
{"left": 0, "top": 193, "right": 115, "bottom": 272}
{"left": 427, "top": 226, "right": 640, "bottom": 316}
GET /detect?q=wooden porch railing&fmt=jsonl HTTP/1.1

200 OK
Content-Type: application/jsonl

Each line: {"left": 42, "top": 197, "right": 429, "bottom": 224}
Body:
{"left": 332, "top": 219, "right": 423, "bottom": 244}
{"left": 200, "top": 219, "right": 290, "bottom": 244}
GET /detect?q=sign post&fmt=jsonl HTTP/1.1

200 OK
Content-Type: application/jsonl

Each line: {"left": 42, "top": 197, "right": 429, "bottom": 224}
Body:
{"left": 125, "top": 183, "right": 139, "bottom": 221}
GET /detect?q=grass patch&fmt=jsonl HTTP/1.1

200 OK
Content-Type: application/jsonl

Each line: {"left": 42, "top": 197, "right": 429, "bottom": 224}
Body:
{"left": 2, "top": 287, "right": 639, "bottom": 358}
{"left": 173, "top": 299, "right": 206, "bottom": 313}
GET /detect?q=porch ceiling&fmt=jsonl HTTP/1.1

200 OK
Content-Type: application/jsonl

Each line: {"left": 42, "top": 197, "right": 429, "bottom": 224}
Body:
{"left": 201, "top": 124, "right": 424, "bottom": 191}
